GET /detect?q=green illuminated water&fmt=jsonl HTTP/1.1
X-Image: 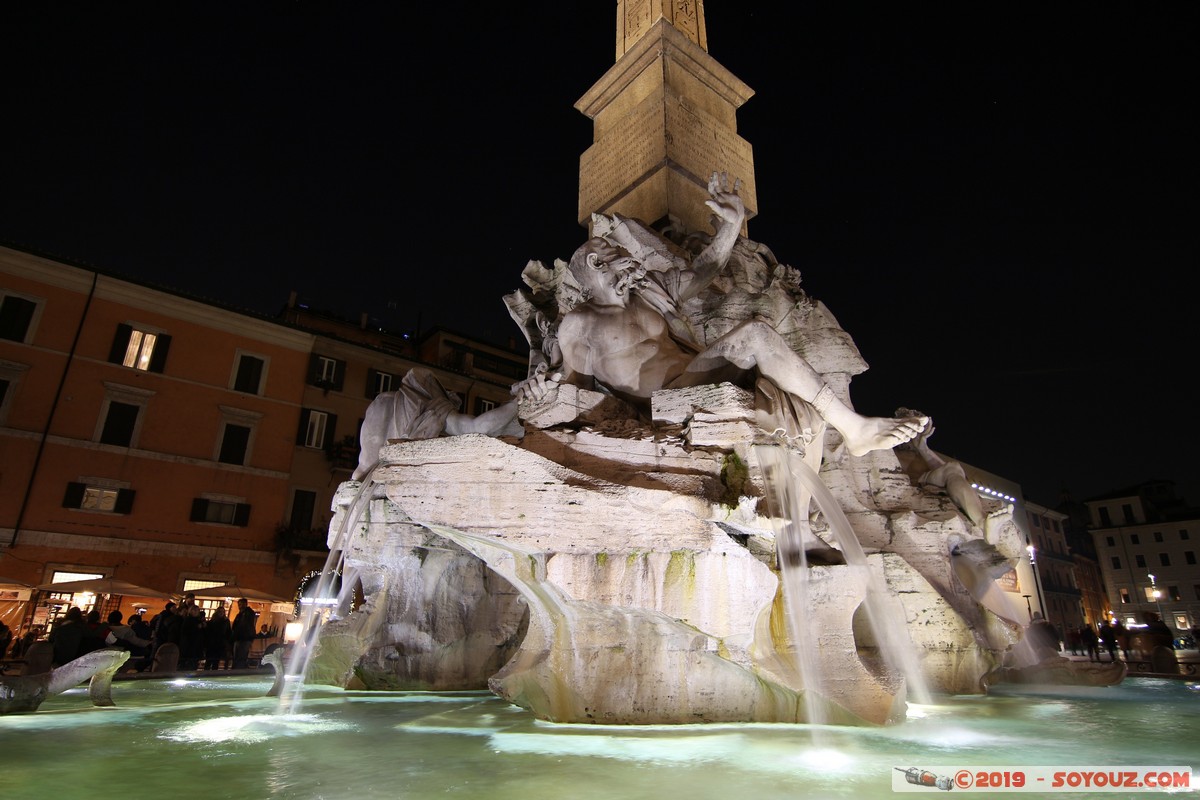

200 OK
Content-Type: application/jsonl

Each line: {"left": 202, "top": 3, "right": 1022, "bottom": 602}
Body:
{"left": 0, "top": 676, "right": 1197, "bottom": 799}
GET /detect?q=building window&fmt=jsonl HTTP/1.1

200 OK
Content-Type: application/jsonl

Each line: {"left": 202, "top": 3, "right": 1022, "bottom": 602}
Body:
{"left": 215, "top": 406, "right": 262, "bottom": 465}
{"left": 1106, "top": 536, "right": 1115, "bottom": 547}
{"left": 1051, "top": 520, "right": 1060, "bottom": 533}
{"left": 1098, "top": 508, "right": 1111, "bottom": 527}
{"left": 308, "top": 353, "right": 345, "bottom": 390}
{"left": 99, "top": 401, "right": 140, "bottom": 446}
{"left": 1168, "top": 585, "right": 1181, "bottom": 601}
{"left": 0, "top": 359, "right": 29, "bottom": 425}
{"left": 190, "top": 496, "right": 251, "bottom": 526}
{"left": 233, "top": 353, "right": 266, "bottom": 395}
{"left": 1031, "top": 516, "right": 1041, "bottom": 528}
{"left": 289, "top": 489, "right": 317, "bottom": 532}
{"left": 297, "top": 408, "right": 336, "bottom": 449}
{"left": 1153, "top": 531, "right": 1163, "bottom": 543}
{"left": 218, "top": 424, "right": 251, "bottom": 465}
{"left": 1181, "top": 530, "right": 1190, "bottom": 541}
{"left": 1130, "top": 534, "right": 1139, "bottom": 544}
{"left": 62, "top": 480, "right": 135, "bottom": 513}
{"left": 1120, "top": 588, "right": 1130, "bottom": 604}
{"left": 0, "top": 293, "right": 40, "bottom": 343}
{"left": 108, "top": 323, "right": 171, "bottom": 373}
{"left": 1122, "top": 504, "right": 1135, "bottom": 524}
{"left": 1186, "top": 551, "right": 1196, "bottom": 566}
{"left": 365, "top": 369, "right": 394, "bottom": 397}
{"left": 1135, "top": 555, "right": 1146, "bottom": 568}
{"left": 1159, "top": 553, "right": 1170, "bottom": 567}
{"left": 1111, "top": 556, "right": 1121, "bottom": 569}
{"left": 94, "top": 383, "right": 155, "bottom": 447}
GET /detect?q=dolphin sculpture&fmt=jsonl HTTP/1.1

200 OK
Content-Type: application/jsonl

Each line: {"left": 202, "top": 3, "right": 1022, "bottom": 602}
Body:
{"left": 0, "top": 648, "right": 130, "bottom": 714}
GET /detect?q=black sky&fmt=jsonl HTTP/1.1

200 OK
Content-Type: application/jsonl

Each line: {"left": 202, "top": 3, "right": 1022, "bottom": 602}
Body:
{"left": 1, "top": 3, "right": 1195, "bottom": 508}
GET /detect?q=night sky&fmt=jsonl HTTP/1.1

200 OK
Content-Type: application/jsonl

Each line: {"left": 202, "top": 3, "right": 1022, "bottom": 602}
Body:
{"left": 1, "top": 3, "right": 1194, "bottom": 508}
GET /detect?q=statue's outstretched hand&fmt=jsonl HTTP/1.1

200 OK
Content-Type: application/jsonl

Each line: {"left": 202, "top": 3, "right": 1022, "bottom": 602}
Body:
{"left": 512, "top": 372, "right": 562, "bottom": 402}
{"left": 704, "top": 171, "right": 745, "bottom": 226}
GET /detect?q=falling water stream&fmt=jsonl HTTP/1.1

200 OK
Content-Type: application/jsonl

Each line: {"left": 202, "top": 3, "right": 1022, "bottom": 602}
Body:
{"left": 755, "top": 442, "right": 932, "bottom": 722}
{"left": 277, "top": 467, "right": 379, "bottom": 715}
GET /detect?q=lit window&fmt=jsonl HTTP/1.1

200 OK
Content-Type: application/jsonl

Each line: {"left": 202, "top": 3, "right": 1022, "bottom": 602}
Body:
{"left": 109, "top": 324, "right": 171, "bottom": 373}
{"left": 63, "top": 480, "right": 135, "bottom": 513}
{"left": 123, "top": 329, "right": 157, "bottom": 370}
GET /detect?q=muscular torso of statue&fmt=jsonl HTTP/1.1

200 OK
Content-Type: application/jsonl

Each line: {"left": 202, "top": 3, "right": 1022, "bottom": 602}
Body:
{"left": 558, "top": 297, "right": 693, "bottom": 406}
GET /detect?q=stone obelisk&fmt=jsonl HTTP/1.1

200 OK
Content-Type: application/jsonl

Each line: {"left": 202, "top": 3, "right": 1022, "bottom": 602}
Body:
{"left": 575, "top": 0, "right": 758, "bottom": 236}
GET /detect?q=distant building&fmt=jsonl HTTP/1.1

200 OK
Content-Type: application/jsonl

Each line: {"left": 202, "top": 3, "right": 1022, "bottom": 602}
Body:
{"left": 0, "top": 243, "right": 524, "bottom": 636}
{"left": 1086, "top": 480, "right": 1199, "bottom": 635}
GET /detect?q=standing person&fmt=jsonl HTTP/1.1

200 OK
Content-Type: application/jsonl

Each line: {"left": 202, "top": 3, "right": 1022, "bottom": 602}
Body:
{"left": 48, "top": 607, "right": 86, "bottom": 667}
{"left": 1113, "top": 620, "right": 1131, "bottom": 660}
{"left": 79, "top": 608, "right": 111, "bottom": 655}
{"left": 203, "top": 605, "right": 232, "bottom": 670}
{"left": 105, "top": 610, "right": 151, "bottom": 656}
{"left": 177, "top": 604, "right": 205, "bottom": 670}
{"left": 149, "top": 601, "right": 179, "bottom": 662}
{"left": 1098, "top": 620, "right": 1118, "bottom": 662}
{"left": 128, "top": 612, "right": 153, "bottom": 642}
{"left": 231, "top": 598, "right": 258, "bottom": 669}
{"left": 1079, "top": 624, "right": 1101, "bottom": 662}
{"left": 0, "top": 620, "right": 12, "bottom": 658}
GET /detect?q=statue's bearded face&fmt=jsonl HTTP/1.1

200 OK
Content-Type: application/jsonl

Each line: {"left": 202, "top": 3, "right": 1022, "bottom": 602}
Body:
{"left": 572, "top": 238, "right": 646, "bottom": 301}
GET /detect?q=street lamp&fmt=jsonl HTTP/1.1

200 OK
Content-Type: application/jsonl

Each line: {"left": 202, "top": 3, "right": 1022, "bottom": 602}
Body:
{"left": 1148, "top": 573, "right": 1165, "bottom": 624}
{"left": 1027, "top": 544, "right": 1046, "bottom": 620}
{"left": 1022, "top": 594, "right": 1033, "bottom": 621}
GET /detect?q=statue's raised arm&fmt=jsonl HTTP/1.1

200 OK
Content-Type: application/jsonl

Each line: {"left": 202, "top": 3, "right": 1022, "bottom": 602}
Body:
{"left": 676, "top": 172, "right": 746, "bottom": 303}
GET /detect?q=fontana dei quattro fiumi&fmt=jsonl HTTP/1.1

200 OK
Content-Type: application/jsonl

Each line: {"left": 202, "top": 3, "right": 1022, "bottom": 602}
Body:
{"left": 3, "top": 3, "right": 1197, "bottom": 799}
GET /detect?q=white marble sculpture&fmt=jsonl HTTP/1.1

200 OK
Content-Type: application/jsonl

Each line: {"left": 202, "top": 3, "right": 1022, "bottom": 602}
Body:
{"left": 0, "top": 648, "right": 130, "bottom": 714}
{"left": 316, "top": 173, "right": 1055, "bottom": 725}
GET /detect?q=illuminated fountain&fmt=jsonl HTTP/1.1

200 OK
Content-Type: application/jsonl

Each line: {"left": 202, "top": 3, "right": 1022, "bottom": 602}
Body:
{"left": 299, "top": 179, "right": 1102, "bottom": 726}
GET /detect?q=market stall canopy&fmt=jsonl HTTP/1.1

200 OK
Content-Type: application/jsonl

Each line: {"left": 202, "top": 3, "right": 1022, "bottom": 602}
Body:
{"left": 35, "top": 577, "right": 173, "bottom": 599}
{"left": 190, "top": 584, "right": 288, "bottom": 603}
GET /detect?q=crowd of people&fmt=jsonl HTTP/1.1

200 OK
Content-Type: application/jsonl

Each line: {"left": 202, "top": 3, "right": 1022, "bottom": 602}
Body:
{"left": 1, "top": 592, "right": 273, "bottom": 671}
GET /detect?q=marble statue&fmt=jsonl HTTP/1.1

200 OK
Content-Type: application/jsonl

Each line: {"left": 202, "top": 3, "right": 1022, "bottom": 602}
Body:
{"left": 0, "top": 647, "right": 130, "bottom": 714}
{"left": 353, "top": 368, "right": 522, "bottom": 480}
{"left": 313, "top": 169, "right": 1096, "bottom": 726}
{"left": 894, "top": 411, "right": 986, "bottom": 528}
{"left": 513, "top": 173, "right": 928, "bottom": 459}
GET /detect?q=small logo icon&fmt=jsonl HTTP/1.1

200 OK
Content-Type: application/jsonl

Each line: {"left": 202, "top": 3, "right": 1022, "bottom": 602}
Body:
{"left": 896, "top": 767, "right": 954, "bottom": 790}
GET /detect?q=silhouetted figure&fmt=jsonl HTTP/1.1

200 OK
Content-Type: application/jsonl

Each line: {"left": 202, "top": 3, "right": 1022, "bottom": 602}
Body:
{"left": 177, "top": 605, "right": 205, "bottom": 670}
{"left": 1079, "top": 624, "right": 1100, "bottom": 662}
{"left": 231, "top": 598, "right": 258, "bottom": 669}
{"left": 203, "top": 605, "right": 232, "bottom": 670}
{"left": 1113, "top": 620, "right": 1131, "bottom": 659}
{"left": 0, "top": 620, "right": 12, "bottom": 658}
{"left": 48, "top": 607, "right": 86, "bottom": 667}
{"left": 1098, "top": 621, "right": 1119, "bottom": 662}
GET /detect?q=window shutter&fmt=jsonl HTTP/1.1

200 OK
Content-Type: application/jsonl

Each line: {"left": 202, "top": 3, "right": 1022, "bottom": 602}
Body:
{"left": 190, "top": 498, "right": 207, "bottom": 521}
{"left": 307, "top": 353, "right": 322, "bottom": 385}
{"left": 332, "top": 359, "right": 346, "bottom": 391}
{"left": 296, "top": 408, "right": 312, "bottom": 445}
{"left": 114, "top": 489, "right": 136, "bottom": 514}
{"left": 324, "top": 413, "right": 338, "bottom": 451}
{"left": 365, "top": 369, "right": 379, "bottom": 398}
{"left": 62, "top": 482, "right": 86, "bottom": 508}
{"left": 147, "top": 334, "right": 171, "bottom": 373}
{"left": 108, "top": 323, "right": 133, "bottom": 364}
{"left": 233, "top": 503, "right": 251, "bottom": 527}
